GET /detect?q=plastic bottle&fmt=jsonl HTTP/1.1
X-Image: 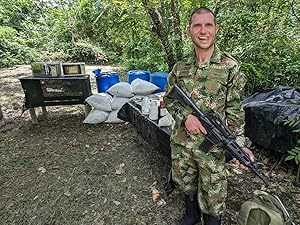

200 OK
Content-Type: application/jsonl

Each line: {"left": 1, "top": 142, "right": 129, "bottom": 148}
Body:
{"left": 149, "top": 100, "right": 159, "bottom": 120}
{"left": 141, "top": 96, "right": 150, "bottom": 115}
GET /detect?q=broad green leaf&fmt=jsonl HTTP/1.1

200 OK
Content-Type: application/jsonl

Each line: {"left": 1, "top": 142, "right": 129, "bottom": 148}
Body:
{"left": 285, "top": 155, "right": 295, "bottom": 161}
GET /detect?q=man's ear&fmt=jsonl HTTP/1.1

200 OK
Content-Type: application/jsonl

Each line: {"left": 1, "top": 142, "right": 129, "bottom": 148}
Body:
{"left": 216, "top": 24, "right": 219, "bottom": 33}
{"left": 186, "top": 26, "right": 191, "bottom": 36}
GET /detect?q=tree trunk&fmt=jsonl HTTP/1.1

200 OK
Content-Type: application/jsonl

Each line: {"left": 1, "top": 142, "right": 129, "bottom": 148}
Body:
{"left": 60, "top": 1, "right": 76, "bottom": 44}
{"left": 141, "top": 0, "right": 175, "bottom": 71}
{"left": 171, "top": 0, "right": 183, "bottom": 61}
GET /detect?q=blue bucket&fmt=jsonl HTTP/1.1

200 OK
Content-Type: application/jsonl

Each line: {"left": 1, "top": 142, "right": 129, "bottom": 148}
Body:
{"left": 128, "top": 70, "right": 150, "bottom": 84}
{"left": 150, "top": 72, "right": 169, "bottom": 93}
{"left": 95, "top": 72, "right": 120, "bottom": 93}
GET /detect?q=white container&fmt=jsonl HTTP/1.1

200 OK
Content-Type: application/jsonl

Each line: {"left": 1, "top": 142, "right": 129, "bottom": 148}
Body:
{"left": 141, "top": 97, "right": 150, "bottom": 115}
{"left": 149, "top": 100, "right": 159, "bottom": 120}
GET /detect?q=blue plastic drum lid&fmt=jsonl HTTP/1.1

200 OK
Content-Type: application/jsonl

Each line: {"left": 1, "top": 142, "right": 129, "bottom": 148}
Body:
{"left": 128, "top": 70, "right": 150, "bottom": 84}
{"left": 150, "top": 72, "right": 169, "bottom": 93}
{"left": 96, "top": 73, "right": 120, "bottom": 93}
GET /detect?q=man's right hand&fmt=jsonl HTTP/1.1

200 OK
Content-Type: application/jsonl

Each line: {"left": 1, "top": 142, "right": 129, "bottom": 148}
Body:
{"left": 185, "top": 114, "right": 207, "bottom": 135}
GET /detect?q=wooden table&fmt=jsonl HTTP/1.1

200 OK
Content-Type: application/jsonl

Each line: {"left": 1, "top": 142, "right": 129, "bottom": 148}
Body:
{"left": 19, "top": 75, "right": 92, "bottom": 124}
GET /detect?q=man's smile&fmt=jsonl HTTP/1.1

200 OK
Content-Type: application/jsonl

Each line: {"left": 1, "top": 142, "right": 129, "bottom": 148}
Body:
{"left": 198, "top": 36, "right": 209, "bottom": 40}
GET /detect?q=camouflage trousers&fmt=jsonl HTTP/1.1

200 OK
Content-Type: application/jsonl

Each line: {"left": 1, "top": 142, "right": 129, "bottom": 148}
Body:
{"left": 171, "top": 139, "right": 228, "bottom": 216}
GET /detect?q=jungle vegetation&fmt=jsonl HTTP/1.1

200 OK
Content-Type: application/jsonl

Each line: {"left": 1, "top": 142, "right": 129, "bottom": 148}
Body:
{"left": 0, "top": 0, "right": 299, "bottom": 94}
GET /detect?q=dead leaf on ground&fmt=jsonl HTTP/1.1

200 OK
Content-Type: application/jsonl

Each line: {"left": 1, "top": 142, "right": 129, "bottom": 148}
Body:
{"left": 64, "top": 190, "right": 71, "bottom": 197}
{"left": 113, "top": 200, "right": 121, "bottom": 206}
{"left": 151, "top": 181, "right": 157, "bottom": 187}
{"left": 37, "top": 166, "right": 47, "bottom": 174}
{"left": 151, "top": 187, "right": 162, "bottom": 204}
{"left": 263, "top": 158, "right": 270, "bottom": 164}
{"left": 94, "top": 220, "right": 104, "bottom": 225}
{"left": 157, "top": 198, "right": 167, "bottom": 207}
{"left": 115, "top": 163, "right": 125, "bottom": 175}
{"left": 103, "top": 209, "right": 110, "bottom": 216}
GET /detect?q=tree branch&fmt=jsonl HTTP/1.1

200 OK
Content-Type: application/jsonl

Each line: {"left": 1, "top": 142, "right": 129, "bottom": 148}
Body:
{"left": 141, "top": 0, "right": 175, "bottom": 71}
{"left": 289, "top": 0, "right": 300, "bottom": 22}
{"left": 171, "top": 0, "right": 183, "bottom": 61}
{"left": 92, "top": 4, "right": 110, "bottom": 27}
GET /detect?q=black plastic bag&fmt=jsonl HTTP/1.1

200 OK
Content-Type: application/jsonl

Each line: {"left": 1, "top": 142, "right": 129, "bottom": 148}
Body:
{"left": 242, "top": 86, "right": 300, "bottom": 154}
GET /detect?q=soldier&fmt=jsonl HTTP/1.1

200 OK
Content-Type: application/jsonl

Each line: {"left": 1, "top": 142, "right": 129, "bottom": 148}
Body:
{"left": 164, "top": 7, "right": 255, "bottom": 225}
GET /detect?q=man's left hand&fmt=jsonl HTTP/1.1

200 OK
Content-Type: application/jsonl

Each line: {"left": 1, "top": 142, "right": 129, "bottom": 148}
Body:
{"left": 233, "top": 147, "right": 255, "bottom": 170}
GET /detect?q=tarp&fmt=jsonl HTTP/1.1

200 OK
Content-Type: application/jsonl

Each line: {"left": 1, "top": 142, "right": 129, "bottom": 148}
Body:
{"left": 242, "top": 86, "right": 300, "bottom": 153}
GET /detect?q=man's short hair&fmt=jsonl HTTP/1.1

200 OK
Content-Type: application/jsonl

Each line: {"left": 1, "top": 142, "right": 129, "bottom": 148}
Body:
{"left": 189, "top": 7, "right": 216, "bottom": 25}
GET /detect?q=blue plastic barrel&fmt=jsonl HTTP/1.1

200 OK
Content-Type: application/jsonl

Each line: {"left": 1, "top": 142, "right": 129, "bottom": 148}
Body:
{"left": 128, "top": 70, "right": 150, "bottom": 84}
{"left": 92, "top": 68, "right": 101, "bottom": 77}
{"left": 95, "top": 72, "right": 120, "bottom": 93}
{"left": 150, "top": 72, "right": 169, "bottom": 93}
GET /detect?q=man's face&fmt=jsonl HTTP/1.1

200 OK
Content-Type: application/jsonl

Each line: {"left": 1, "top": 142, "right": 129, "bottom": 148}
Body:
{"left": 187, "top": 12, "right": 219, "bottom": 50}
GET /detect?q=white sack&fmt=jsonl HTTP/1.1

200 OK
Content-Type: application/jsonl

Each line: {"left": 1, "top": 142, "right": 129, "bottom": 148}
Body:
{"left": 83, "top": 109, "right": 109, "bottom": 124}
{"left": 104, "top": 110, "right": 124, "bottom": 123}
{"left": 111, "top": 96, "right": 130, "bottom": 110}
{"left": 158, "top": 113, "right": 175, "bottom": 128}
{"left": 85, "top": 93, "right": 112, "bottom": 111}
{"left": 107, "top": 82, "right": 134, "bottom": 97}
{"left": 131, "top": 78, "right": 159, "bottom": 95}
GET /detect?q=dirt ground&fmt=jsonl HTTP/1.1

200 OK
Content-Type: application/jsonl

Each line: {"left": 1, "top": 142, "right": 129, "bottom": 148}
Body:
{"left": 0, "top": 65, "right": 299, "bottom": 225}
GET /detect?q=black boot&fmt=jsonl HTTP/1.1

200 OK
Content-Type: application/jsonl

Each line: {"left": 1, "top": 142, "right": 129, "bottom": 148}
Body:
{"left": 173, "top": 195, "right": 201, "bottom": 225}
{"left": 203, "top": 213, "right": 221, "bottom": 225}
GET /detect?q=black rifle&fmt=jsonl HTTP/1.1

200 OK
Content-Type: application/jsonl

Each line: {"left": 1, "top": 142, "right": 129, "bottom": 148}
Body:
{"left": 166, "top": 84, "right": 270, "bottom": 186}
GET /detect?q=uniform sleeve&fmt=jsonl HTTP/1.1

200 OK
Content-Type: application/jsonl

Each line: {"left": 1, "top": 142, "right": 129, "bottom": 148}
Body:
{"left": 163, "top": 63, "right": 193, "bottom": 126}
{"left": 225, "top": 64, "right": 251, "bottom": 147}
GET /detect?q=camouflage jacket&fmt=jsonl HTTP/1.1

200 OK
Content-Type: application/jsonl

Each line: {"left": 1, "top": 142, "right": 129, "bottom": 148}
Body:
{"left": 164, "top": 45, "right": 248, "bottom": 147}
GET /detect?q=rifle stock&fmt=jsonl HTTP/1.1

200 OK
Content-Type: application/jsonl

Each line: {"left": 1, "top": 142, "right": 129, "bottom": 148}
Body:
{"left": 167, "top": 84, "right": 270, "bottom": 186}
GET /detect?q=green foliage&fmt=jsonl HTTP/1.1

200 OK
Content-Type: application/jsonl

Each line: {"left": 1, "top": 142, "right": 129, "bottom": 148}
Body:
{"left": 0, "top": 0, "right": 299, "bottom": 88}
{"left": 18, "top": 6, "right": 73, "bottom": 61}
{"left": 68, "top": 41, "right": 107, "bottom": 63}
{"left": 285, "top": 147, "right": 300, "bottom": 165}
{"left": 0, "top": 0, "right": 38, "bottom": 31}
{"left": 0, "top": 26, "right": 35, "bottom": 68}
{"left": 284, "top": 115, "right": 300, "bottom": 165}
{"left": 216, "top": 0, "right": 300, "bottom": 94}
{"left": 0, "top": 26, "right": 16, "bottom": 38}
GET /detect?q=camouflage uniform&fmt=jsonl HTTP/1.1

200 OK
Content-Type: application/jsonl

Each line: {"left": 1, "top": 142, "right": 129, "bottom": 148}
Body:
{"left": 164, "top": 45, "right": 247, "bottom": 217}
